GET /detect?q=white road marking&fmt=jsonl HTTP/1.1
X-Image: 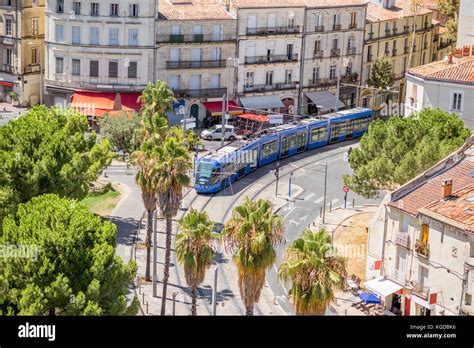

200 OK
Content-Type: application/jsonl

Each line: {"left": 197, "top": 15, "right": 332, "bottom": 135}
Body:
{"left": 304, "top": 192, "right": 316, "bottom": 201}
{"left": 282, "top": 207, "right": 296, "bottom": 220}
{"left": 331, "top": 199, "right": 340, "bottom": 206}
{"left": 313, "top": 196, "right": 324, "bottom": 204}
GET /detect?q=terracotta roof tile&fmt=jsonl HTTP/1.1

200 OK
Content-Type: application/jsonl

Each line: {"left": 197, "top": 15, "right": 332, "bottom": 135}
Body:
{"left": 420, "top": 185, "right": 474, "bottom": 233}
{"left": 158, "top": 0, "right": 234, "bottom": 20}
{"left": 407, "top": 56, "right": 474, "bottom": 85}
{"left": 230, "top": 0, "right": 367, "bottom": 9}
{"left": 366, "top": 0, "right": 432, "bottom": 22}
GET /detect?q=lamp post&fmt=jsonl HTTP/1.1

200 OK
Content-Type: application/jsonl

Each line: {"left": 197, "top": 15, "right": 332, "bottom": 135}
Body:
{"left": 288, "top": 172, "right": 294, "bottom": 198}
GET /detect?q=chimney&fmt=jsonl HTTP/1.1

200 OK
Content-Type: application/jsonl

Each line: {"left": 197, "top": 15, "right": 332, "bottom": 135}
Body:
{"left": 448, "top": 54, "right": 453, "bottom": 64}
{"left": 442, "top": 179, "right": 453, "bottom": 199}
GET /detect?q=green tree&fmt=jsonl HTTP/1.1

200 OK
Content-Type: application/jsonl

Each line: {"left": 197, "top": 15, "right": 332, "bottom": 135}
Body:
{"left": 167, "top": 126, "right": 201, "bottom": 151}
{"left": 0, "top": 106, "right": 112, "bottom": 221}
{"left": 368, "top": 56, "right": 394, "bottom": 90}
{"left": 176, "top": 209, "right": 217, "bottom": 315}
{"left": 99, "top": 111, "right": 141, "bottom": 155}
{"left": 437, "top": 0, "right": 460, "bottom": 49}
{"left": 0, "top": 194, "right": 138, "bottom": 316}
{"left": 155, "top": 136, "right": 192, "bottom": 315}
{"left": 278, "top": 229, "right": 347, "bottom": 315}
{"left": 343, "top": 108, "right": 471, "bottom": 198}
{"left": 222, "top": 197, "right": 284, "bottom": 316}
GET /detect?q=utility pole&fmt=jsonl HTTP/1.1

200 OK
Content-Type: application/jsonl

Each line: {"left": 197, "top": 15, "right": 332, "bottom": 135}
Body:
{"left": 152, "top": 209, "right": 157, "bottom": 297}
{"left": 288, "top": 172, "right": 294, "bottom": 198}
{"left": 182, "top": 112, "right": 187, "bottom": 147}
{"left": 211, "top": 266, "right": 218, "bottom": 316}
{"left": 322, "top": 162, "right": 328, "bottom": 224}
{"left": 221, "top": 93, "right": 226, "bottom": 148}
{"left": 274, "top": 161, "right": 280, "bottom": 197}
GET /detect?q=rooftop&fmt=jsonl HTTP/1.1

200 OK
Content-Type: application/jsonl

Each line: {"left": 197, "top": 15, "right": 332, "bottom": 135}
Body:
{"left": 407, "top": 56, "right": 474, "bottom": 85}
{"left": 366, "top": 0, "right": 432, "bottom": 22}
{"left": 419, "top": 185, "right": 474, "bottom": 234}
{"left": 389, "top": 138, "right": 474, "bottom": 218}
{"left": 158, "top": 0, "right": 234, "bottom": 20}
{"left": 230, "top": 0, "right": 366, "bottom": 9}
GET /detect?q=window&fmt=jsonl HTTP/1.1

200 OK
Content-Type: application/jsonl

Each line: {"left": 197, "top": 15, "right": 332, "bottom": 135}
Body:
{"left": 261, "top": 140, "right": 277, "bottom": 158}
{"left": 314, "top": 39, "right": 321, "bottom": 53}
{"left": 109, "top": 28, "right": 119, "bottom": 46}
{"left": 31, "top": 47, "right": 38, "bottom": 64}
{"left": 466, "top": 293, "right": 472, "bottom": 306}
{"left": 129, "top": 4, "right": 139, "bottom": 17}
{"left": 330, "top": 65, "right": 336, "bottom": 80}
{"left": 109, "top": 60, "right": 118, "bottom": 78}
{"left": 128, "top": 61, "right": 137, "bottom": 78}
{"left": 5, "top": 17, "right": 12, "bottom": 36}
{"left": 72, "top": 59, "right": 81, "bottom": 76}
{"left": 57, "top": 0, "right": 64, "bottom": 13}
{"left": 265, "top": 70, "right": 273, "bottom": 85}
{"left": 421, "top": 224, "right": 429, "bottom": 245}
{"left": 128, "top": 28, "right": 138, "bottom": 46}
{"left": 285, "top": 69, "right": 292, "bottom": 84}
{"left": 332, "top": 38, "right": 338, "bottom": 49}
{"left": 168, "top": 75, "right": 180, "bottom": 90}
{"left": 110, "top": 3, "right": 119, "bottom": 16}
{"left": 288, "top": 11, "right": 295, "bottom": 28}
{"left": 55, "top": 24, "right": 64, "bottom": 42}
{"left": 73, "top": 1, "right": 81, "bottom": 15}
{"left": 365, "top": 64, "right": 371, "bottom": 82}
{"left": 210, "top": 73, "right": 220, "bottom": 88}
{"left": 350, "top": 12, "right": 356, "bottom": 28}
{"left": 333, "top": 13, "right": 340, "bottom": 26}
{"left": 90, "top": 27, "right": 99, "bottom": 45}
{"left": 451, "top": 91, "right": 463, "bottom": 111}
{"left": 396, "top": 248, "right": 407, "bottom": 276}
{"left": 311, "top": 127, "right": 326, "bottom": 142}
{"left": 418, "top": 265, "right": 428, "bottom": 286}
{"left": 90, "top": 60, "right": 99, "bottom": 77}
{"left": 72, "top": 26, "right": 81, "bottom": 44}
{"left": 55, "top": 57, "right": 64, "bottom": 74}
{"left": 5, "top": 0, "right": 12, "bottom": 6}
{"left": 32, "top": 18, "right": 39, "bottom": 36}
{"left": 5, "top": 48, "right": 12, "bottom": 65}
{"left": 245, "top": 71, "right": 254, "bottom": 87}
{"left": 91, "top": 2, "right": 99, "bottom": 16}
{"left": 315, "top": 14, "right": 323, "bottom": 30}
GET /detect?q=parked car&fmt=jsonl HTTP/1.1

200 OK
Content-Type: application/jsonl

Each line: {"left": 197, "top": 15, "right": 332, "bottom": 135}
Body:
{"left": 200, "top": 125, "right": 236, "bottom": 141}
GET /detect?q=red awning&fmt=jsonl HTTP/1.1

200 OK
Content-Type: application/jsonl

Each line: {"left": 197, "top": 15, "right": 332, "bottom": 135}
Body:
{"left": 0, "top": 81, "right": 14, "bottom": 87}
{"left": 236, "top": 113, "right": 269, "bottom": 123}
{"left": 71, "top": 91, "right": 141, "bottom": 117}
{"left": 203, "top": 101, "right": 242, "bottom": 116}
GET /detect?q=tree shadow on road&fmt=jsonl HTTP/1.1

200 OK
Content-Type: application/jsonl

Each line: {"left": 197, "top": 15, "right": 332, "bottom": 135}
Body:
{"left": 197, "top": 285, "right": 235, "bottom": 304}
{"left": 109, "top": 216, "right": 139, "bottom": 247}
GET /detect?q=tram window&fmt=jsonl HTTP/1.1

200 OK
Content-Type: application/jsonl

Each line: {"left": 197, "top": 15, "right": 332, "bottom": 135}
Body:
{"left": 262, "top": 140, "right": 277, "bottom": 158}
{"left": 311, "top": 127, "right": 326, "bottom": 142}
{"left": 251, "top": 148, "right": 258, "bottom": 168}
{"left": 222, "top": 161, "right": 235, "bottom": 179}
{"left": 210, "top": 167, "right": 221, "bottom": 184}
{"left": 339, "top": 121, "right": 348, "bottom": 134}
{"left": 331, "top": 124, "right": 340, "bottom": 137}
{"left": 281, "top": 136, "right": 290, "bottom": 155}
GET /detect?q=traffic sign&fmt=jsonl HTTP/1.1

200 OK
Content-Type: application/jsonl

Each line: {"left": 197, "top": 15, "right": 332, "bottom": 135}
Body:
{"left": 343, "top": 186, "right": 350, "bottom": 193}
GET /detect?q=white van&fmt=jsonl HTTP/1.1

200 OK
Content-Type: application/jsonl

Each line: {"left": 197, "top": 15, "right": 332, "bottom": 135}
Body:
{"left": 200, "top": 125, "right": 236, "bottom": 141}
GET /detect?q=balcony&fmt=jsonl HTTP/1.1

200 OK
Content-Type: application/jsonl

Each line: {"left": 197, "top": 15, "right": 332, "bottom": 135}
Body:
{"left": 384, "top": 50, "right": 390, "bottom": 56}
{"left": 307, "top": 78, "right": 336, "bottom": 87}
{"left": 403, "top": 25, "right": 410, "bottom": 33}
{"left": 0, "top": 64, "right": 14, "bottom": 74}
{"left": 313, "top": 50, "right": 324, "bottom": 58}
{"left": 393, "top": 28, "right": 398, "bottom": 35}
{"left": 244, "top": 81, "right": 297, "bottom": 93}
{"left": 347, "top": 47, "right": 356, "bottom": 56}
{"left": 246, "top": 26, "right": 300, "bottom": 36}
{"left": 367, "top": 32, "right": 374, "bottom": 40}
{"left": 245, "top": 54, "right": 298, "bottom": 65}
{"left": 172, "top": 87, "right": 227, "bottom": 98}
{"left": 314, "top": 25, "right": 324, "bottom": 32}
{"left": 367, "top": 54, "right": 373, "bottom": 62}
{"left": 415, "top": 240, "right": 429, "bottom": 258}
{"left": 395, "top": 231, "right": 410, "bottom": 248}
{"left": 330, "top": 48, "right": 340, "bottom": 57}
{"left": 423, "top": 42, "right": 428, "bottom": 50}
{"left": 332, "top": 24, "right": 342, "bottom": 31}
{"left": 349, "top": 23, "right": 357, "bottom": 30}
{"left": 404, "top": 46, "right": 410, "bottom": 54}
{"left": 392, "top": 49, "right": 398, "bottom": 56}
{"left": 166, "top": 60, "right": 226, "bottom": 69}
{"left": 408, "top": 280, "right": 430, "bottom": 300}
{"left": 157, "top": 33, "right": 237, "bottom": 43}
{"left": 385, "top": 29, "right": 391, "bottom": 37}
{"left": 386, "top": 268, "right": 406, "bottom": 285}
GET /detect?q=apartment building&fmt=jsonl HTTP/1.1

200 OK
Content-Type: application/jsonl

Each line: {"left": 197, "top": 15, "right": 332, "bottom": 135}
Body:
{"left": 360, "top": 0, "right": 437, "bottom": 108}
{"left": 0, "top": 0, "right": 45, "bottom": 106}
{"left": 366, "top": 139, "right": 474, "bottom": 316}
{"left": 156, "top": 0, "right": 237, "bottom": 125}
{"left": 457, "top": 0, "right": 474, "bottom": 49}
{"left": 44, "top": 0, "right": 157, "bottom": 118}
{"left": 404, "top": 54, "right": 474, "bottom": 129}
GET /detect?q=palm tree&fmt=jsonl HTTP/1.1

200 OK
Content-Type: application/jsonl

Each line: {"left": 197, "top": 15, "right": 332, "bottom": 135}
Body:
{"left": 131, "top": 148, "right": 159, "bottom": 281}
{"left": 222, "top": 197, "right": 284, "bottom": 316}
{"left": 155, "top": 136, "right": 192, "bottom": 315}
{"left": 278, "top": 228, "right": 347, "bottom": 315}
{"left": 176, "top": 209, "right": 217, "bottom": 315}
{"left": 138, "top": 81, "right": 176, "bottom": 122}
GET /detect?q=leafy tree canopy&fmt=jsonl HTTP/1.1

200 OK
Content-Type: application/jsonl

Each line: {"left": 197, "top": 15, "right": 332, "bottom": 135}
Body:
{"left": 343, "top": 108, "right": 471, "bottom": 198}
{"left": 0, "top": 194, "right": 138, "bottom": 316}
{"left": 99, "top": 112, "right": 141, "bottom": 155}
{"left": 0, "top": 106, "right": 112, "bottom": 220}
{"left": 368, "top": 56, "right": 394, "bottom": 89}
{"left": 167, "top": 126, "right": 201, "bottom": 151}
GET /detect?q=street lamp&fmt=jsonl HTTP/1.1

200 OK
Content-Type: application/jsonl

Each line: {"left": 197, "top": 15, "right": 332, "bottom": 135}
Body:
{"left": 288, "top": 172, "right": 294, "bottom": 198}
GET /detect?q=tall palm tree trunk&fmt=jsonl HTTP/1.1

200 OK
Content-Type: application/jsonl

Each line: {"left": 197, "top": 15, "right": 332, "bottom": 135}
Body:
{"left": 245, "top": 305, "right": 254, "bottom": 316}
{"left": 191, "top": 288, "right": 197, "bottom": 316}
{"left": 160, "top": 214, "right": 173, "bottom": 315}
{"left": 145, "top": 209, "right": 153, "bottom": 281}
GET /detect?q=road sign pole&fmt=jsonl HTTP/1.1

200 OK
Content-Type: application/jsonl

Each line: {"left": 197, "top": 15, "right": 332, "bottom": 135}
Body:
{"left": 288, "top": 172, "right": 293, "bottom": 198}
{"left": 344, "top": 191, "right": 347, "bottom": 209}
{"left": 275, "top": 161, "right": 280, "bottom": 197}
{"left": 322, "top": 163, "right": 328, "bottom": 224}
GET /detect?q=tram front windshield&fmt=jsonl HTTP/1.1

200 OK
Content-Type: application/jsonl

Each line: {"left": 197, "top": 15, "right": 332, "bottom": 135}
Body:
{"left": 196, "top": 163, "right": 220, "bottom": 185}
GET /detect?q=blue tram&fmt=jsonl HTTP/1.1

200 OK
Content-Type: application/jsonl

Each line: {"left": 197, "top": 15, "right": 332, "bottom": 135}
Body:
{"left": 195, "top": 107, "right": 373, "bottom": 194}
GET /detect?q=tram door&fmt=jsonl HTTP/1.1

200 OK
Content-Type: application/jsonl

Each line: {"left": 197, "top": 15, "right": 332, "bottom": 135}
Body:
{"left": 281, "top": 136, "right": 289, "bottom": 157}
